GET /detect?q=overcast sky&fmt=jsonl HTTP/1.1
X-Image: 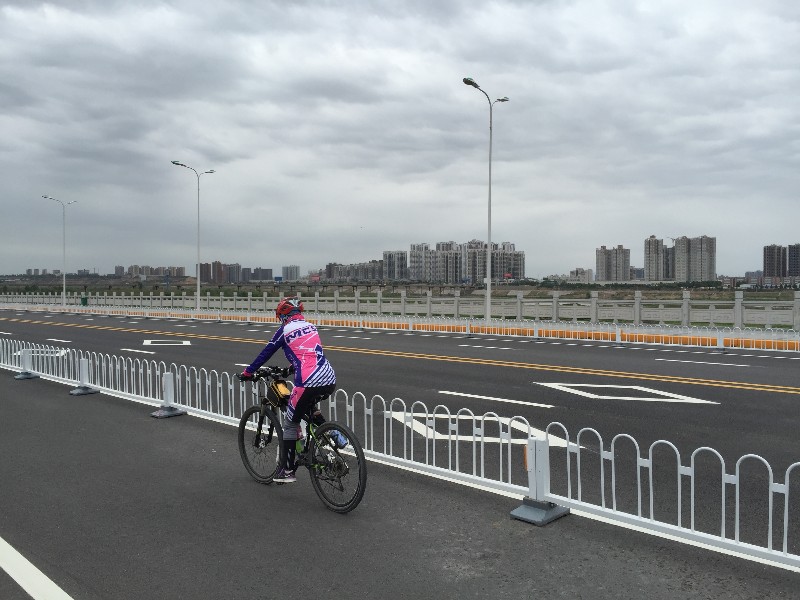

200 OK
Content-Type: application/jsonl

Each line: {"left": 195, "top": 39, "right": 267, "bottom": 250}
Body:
{"left": 1, "top": 1, "right": 798, "bottom": 279}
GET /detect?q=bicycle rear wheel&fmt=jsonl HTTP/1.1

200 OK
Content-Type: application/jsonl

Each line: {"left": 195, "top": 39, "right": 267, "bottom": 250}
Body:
{"left": 308, "top": 421, "right": 367, "bottom": 513}
{"left": 238, "top": 405, "right": 282, "bottom": 484}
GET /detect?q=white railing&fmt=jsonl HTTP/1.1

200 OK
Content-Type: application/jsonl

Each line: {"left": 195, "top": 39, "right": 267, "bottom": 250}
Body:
{"left": 4, "top": 290, "right": 800, "bottom": 329}
{"left": 2, "top": 338, "right": 799, "bottom": 570}
{"left": 3, "top": 302, "right": 799, "bottom": 352}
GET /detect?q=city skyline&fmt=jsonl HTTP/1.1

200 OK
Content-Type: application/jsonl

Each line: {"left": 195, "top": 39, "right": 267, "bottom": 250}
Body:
{"left": 18, "top": 234, "right": 800, "bottom": 283}
{"left": 2, "top": 3, "right": 798, "bottom": 279}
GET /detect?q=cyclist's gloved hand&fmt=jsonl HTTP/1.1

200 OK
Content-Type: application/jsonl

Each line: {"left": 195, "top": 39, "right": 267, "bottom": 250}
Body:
{"left": 281, "top": 366, "right": 292, "bottom": 378}
{"left": 239, "top": 370, "right": 254, "bottom": 381}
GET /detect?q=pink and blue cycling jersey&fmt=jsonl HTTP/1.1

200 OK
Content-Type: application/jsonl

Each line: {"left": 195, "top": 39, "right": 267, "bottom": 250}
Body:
{"left": 245, "top": 317, "right": 336, "bottom": 388}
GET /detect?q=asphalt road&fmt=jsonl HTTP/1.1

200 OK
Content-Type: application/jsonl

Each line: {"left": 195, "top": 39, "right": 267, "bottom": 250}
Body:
{"left": 3, "top": 374, "right": 800, "bottom": 600}
{"left": 1, "top": 310, "right": 799, "bottom": 467}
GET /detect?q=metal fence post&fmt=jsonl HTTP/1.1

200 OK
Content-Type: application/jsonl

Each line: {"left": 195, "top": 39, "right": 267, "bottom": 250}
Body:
{"left": 70, "top": 358, "right": 99, "bottom": 395}
{"left": 151, "top": 372, "right": 186, "bottom": 418}
{"left": 14, "top": 348, "right": 39, "bottom": 380}
{"left": 510, "top": 437, "right": 569, "bottom": 525}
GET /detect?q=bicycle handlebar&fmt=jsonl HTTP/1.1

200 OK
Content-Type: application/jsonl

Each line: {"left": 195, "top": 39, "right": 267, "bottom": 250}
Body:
{"left": 237, "top": 365, "right": 293, "bottom": 382}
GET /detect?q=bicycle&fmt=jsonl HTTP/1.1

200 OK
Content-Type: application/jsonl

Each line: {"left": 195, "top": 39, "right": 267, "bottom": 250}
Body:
{"left": 237, "top": 365, "right": 367, "bottom": 513}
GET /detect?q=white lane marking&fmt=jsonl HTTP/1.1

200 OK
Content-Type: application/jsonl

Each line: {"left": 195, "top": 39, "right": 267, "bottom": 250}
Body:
{"left": 0, "top": 535, "right": 75, "bottom": 600}
{"left": 45, "top": 339, "right": 71, "bottom": 343}
{"left": 143, "top": 340, "right": 191, "bottom": 346}
{"left": 120, "top": 348, "right": 156, "bottom": 354}
{"left": 392, "top": 412, "right": 568, "bottom": 448}
{"left": 655, "top": 358, "right": 750, "bottom": 367}
{"left": 537, "top": 383, "right": 718, "bottom": 404}
{"left": 0, "top": 332, "right": 12, "bottom": 335}
{"left": 458, "top": 345, "right": 513, "bottom": 350}
{"left": 246, "top": 329, "right": 262, "bottom": 332}
{"left": 439, "top": 390, "right": 554, "bottom": 409}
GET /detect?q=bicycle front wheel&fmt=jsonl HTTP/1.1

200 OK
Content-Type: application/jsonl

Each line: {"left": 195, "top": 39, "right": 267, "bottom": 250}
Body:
{"left": 238, "top": 405, "right": 282, "bottom": 484}
{"left": 308, "top": 421, "right": 367, "bottom": 513}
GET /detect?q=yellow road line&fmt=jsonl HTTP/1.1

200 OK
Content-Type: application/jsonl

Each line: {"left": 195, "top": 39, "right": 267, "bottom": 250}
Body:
{"left": 4, "top": 317, "right": 800, "bottom": 395}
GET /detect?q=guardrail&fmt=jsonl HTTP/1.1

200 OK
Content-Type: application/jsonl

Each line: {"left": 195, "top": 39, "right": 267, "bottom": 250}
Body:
{"left": 2, "top": 303, "right": 799, "bottom": 352}
{"left": 4, "top": 289, "right": 800, "bottom": 329}
{"left": 2, "top": 338, "right": 799, "bottom": 571}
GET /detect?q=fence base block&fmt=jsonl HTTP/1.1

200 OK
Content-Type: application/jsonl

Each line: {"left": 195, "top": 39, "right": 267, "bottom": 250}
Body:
{"left": 70, "top": 385, "right": 100, "bottom": 396}
{"left": 14, "top": 371, "right": 39, "bottom": 380}
{"left": 510, "top": 498, "right": 570, "bottom": 526}
{"left": 150, "top": 405, "right": 187, "bottom": 419}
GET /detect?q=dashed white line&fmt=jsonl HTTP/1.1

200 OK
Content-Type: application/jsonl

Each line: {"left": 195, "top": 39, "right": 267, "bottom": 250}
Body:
{"left": 655, "top": 358, "right": 750, "bottom": 367}
{"left": 120, "top": 348, "right": 156, "bottom": 354}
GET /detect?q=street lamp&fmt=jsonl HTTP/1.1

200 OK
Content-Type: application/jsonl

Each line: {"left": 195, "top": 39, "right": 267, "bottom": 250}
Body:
{"left": 171, "top": 161, "right": 215, "bottom": 311}
{"left": 462, "top": 77, "right": 509, "bottom": 325}
{"left": 42, "top": 195, "right": 77, "bottom": 306}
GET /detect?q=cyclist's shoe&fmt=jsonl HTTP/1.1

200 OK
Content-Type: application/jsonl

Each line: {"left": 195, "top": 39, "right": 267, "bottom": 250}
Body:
{"left": 273, "top": 468, "right": 296, "bottom": 484}
{"left": 329, "top": 430, "right": 348, "bottom": 449}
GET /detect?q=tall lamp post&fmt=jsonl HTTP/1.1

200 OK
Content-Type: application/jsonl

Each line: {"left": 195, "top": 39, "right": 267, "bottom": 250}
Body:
{"left": 462, "top": 77, "right": 508, "bottom": 325}
{"left": 171, "top": 161, "right": 215, "bottom": 311}
{"left": 42, "top": 195, "right": 77, "bottom": 307}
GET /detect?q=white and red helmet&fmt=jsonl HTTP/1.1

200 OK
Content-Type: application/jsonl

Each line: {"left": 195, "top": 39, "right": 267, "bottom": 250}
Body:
{"left": 275, "top": 297, "right": 304, "bottom": 323}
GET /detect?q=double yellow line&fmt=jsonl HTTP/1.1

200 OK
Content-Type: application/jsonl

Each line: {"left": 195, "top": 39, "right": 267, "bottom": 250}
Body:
{"left": 5, "top": 316, "right": 800, "bottom": 395}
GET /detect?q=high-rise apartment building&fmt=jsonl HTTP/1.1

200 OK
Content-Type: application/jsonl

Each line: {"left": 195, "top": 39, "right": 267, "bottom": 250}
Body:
{"left": 407, "top": 240, "right": 523, "bottom": 284}
{"left": 644, "top": 235, "right": 664, "bottom": 281}
{"left": 382, "top": 251, "right": 408, "bottom": 281}
{"left": 595, "top": 245, "right": 630, "bottom": 281}
{"left": 764, "top": 244, "right": 788, "bottom": 278}
{"left": 672, "top": 235, "right": 716, "bottom": 282}
{"left": 789, "top": 244, "right": 800, "bottom": 277}
{"left": 409, "top": 243, "right": 432, "bottom": 282}
{"left": 282, "top": 265, "right": 300, "bottom": 281}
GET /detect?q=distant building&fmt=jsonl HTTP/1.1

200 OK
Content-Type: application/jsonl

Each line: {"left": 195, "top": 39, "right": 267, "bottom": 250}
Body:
{"left": 644, "top": 235, "right": 664, "bottom": 281}
{"left": 764, "top": 244, "right": 788, "bottom": 278}
{"left": 595, "top": 245, "right": 630, "bottom": 281}
{"left": 568, "top": 268, "right": 593, "bottom": 284}
{"left": 789, "top": 244, "right": 800, "bottom": 277}
{"left": 673, "top": 235, "right": 716, "bottom": 282}
{"left": 282, "top": 265, "right": 300, "bottom": 281}
{"left": 382, "top": 251, "right": 408, "bottom": 281}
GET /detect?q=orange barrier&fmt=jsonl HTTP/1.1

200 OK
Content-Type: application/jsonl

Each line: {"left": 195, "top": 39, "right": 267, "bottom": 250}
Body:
{"left": 412, "top": 323, "right": 468, "bottom": 333}
{"left": 363, "top": 321, "right": 410, "bottom": 330}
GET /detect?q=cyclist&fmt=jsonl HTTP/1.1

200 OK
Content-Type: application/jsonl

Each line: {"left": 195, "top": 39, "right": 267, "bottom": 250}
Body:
{"left": 240, "top": 297, "right": 344, "bottom": 483}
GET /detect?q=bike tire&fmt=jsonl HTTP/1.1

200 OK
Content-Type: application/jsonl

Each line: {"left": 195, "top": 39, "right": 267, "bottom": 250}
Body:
{"left": 308, "top": 421, "right": 367, "bottom": 513}
{"left": 238, "top": 405, "right": 282, "bottom": 484}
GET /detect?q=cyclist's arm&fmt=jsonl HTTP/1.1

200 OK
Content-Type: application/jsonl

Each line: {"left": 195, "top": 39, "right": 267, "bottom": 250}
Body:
{"left": 244, "top": 326, "right": 285, "bottom": 374}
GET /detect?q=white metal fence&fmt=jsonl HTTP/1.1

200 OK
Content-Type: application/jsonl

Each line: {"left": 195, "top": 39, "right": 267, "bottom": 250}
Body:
{"left": 2, "top": 337, "right": 799, "bottom": 570}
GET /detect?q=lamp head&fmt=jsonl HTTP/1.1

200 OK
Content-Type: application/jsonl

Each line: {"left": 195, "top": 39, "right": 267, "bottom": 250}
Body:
{"left": 462, "top": 77, "right": 480, "bottom": 89}
{"left": 497, "top": 96, "right": 509, "bottom": 102}
{"left": 204, "top": 170, "right": 215, "bottom": 174}
{"left": 171, "top": 160, "right": 186, "bottom": 167}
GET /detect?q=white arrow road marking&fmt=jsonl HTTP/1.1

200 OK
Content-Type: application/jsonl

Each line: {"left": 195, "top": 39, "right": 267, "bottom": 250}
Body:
{"left": 391, "top": 413, "right": 570, "bottom": 448}
{"left": 655, "top": 358, "right": 751, "bottom": 367}
{"left": 439, "top": 390, "right": 554, "bottom": 409}
{"left": 120, "top": 348, "right": 156, "bottom": 354}
{"left": 537, "top": 383, "right": 718, "bottom": 405}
